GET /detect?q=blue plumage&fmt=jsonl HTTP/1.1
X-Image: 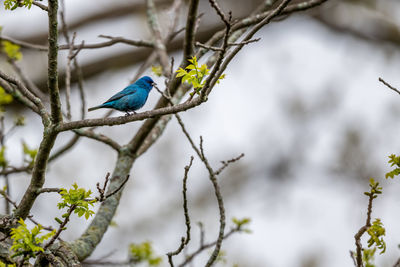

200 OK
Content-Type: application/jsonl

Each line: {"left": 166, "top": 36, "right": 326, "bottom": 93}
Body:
{"left": 88, "top": 76, "right": 155, "bottom": 115}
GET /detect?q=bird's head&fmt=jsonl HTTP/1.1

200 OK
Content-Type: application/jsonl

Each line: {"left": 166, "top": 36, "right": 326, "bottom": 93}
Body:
{"left": 139, "top": 76, "right": 156, "bottom": 91}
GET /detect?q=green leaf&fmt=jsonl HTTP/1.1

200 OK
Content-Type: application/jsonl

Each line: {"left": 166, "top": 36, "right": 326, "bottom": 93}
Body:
{"left": 176, "top": 56, "right": 225, "bottom": 95}
{"left": 0, "top": 146, "right": 7, "bottom": 169}
{"left": 129, "top": 241, "right": 162, "bottom": 266}
{"left": 4, "top": 0, "right": 33, "bottom": 10}
{"left": 22, "top": 142, "right": 37, "bottom": 168}
{"left": 14, "top": 115, "right": 25, "bottom": 126}
{"left": 10, "top": 218, "right": 55, "bottom": 261}
{"left": 58, "top": 183, "right": 95, "bottom": 220}
{"left": 151, "top": 65, "right": 163, "bottom": 77}
{"left": 1, "top": 41, "right": 22, "bottom": 60}
{"left": 0, "top": 86, "right": 13, "bottom": 107}
{"left": 367, "top": 218, "right": 386, "bottom": 254}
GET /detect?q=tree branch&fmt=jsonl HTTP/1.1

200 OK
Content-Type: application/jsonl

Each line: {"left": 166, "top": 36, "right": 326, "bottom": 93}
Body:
{"left": 33, "top": 1, "right": 48, "bottom": 11}
{"left": 0, "top": 71, "right": 49, "bottom": 121}
{"left": 55, "top": 97, "right": 203, "bottom": 132}
{"left": 379, "top": 77, "right": 400, "bottom": 96}
{"left": 0, "top": 79, "right": 40, "bottom": 115}
{"left": 48, "top": 0, "right": 62, "bottom": 124}
{"left": 167, "top": 156, "right": 194, "bottom": 266}
{"left": 73, "top": 129, "right": 121, "bottom": 151}
{"left": 183, "top": 0, "right": 199, "bottom": 61}
{"left": 146, "top": 0, "right": 171, "bottom": 76}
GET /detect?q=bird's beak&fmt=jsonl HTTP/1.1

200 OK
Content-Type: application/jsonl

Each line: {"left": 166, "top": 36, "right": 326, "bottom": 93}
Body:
{"left": 152, "top": 82, "right": 156, "bottom": 86}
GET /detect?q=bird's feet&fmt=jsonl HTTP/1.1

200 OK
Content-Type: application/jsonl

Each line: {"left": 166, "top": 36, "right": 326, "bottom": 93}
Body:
{"left": 125, "top": 111, "right": 137, "bottom": 116}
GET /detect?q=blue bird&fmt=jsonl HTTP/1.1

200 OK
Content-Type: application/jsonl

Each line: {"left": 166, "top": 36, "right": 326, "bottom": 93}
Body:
{"left": 88, "top": 76, "right": 155, "bottom": 115}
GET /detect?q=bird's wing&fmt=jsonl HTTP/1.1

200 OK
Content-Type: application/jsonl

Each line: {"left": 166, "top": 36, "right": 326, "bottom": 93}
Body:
{"left": 103, "top": 86, "right": 137, "bottom": 104}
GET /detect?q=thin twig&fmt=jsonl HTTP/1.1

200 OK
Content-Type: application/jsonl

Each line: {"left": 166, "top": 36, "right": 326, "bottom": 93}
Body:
{"left": 204, "top": 0, "right": 293, "bottom": 98}
{"left": 27, "top": 215, "right": 55, "bottom": 232}
{"left": 60, "top": 0, "right": 74, "bottom": 121}
{"left": 33, "top": 1, "right": 48, "bottom": 11}
{"left": 200, "top": 1, "right": 232, "bottom": 101}
{"left": 167, "top": 156, "right": 194, "bottom": 266}
{"left": 0, "top": 79, "right": 40, "bottom": 116}
{"left": 103, "top": 175, "right": 130, "bottom": 200}
{"left": 0, "top": 166, "right": 31, "bottom": 176}
{"left": 0, "top": 189, "right": 17, "bottom": 209}
{"left": 0, "top": 35, "right": 48, "bottom": 51}
{"left": 214, "top": 153, "right": 245, "bottom": 175}
{"left": 175, "top": 115, "right": 225, "bottom": 266}
{"left": 9, "top": 59, "right": 48, "bottom": 101}
{"left": 0, "top": 71, "right": 49, "bottom": 121}
{"left": 0, "top": 35, "right": 153, "bottom": 51}
{"left": 73, "top": 129, "right": 121, "bottom": 151}
{"left": 350, "top": 251, "right": 357, "bottom": 267}
{"left": 178, "top": 224, "right": 244, "bottom": 267}
{"left": 195, "top": 38, "right": 260, "bottom": 51}
{"left": 95, "top": 173, "right": 111, "bottom": 202}
{"left": 379, "top": 77, "right": 400, "bottom": 96}
{"left": 37, "top": 188, "right": 62, "bottom": 194}
{"left": 74, "top": 58, "right": 86, "bottom": 119}
{"left": 354, "top": 186, "right": 375, "bottom": 267}
{"left": 146, "top": 0, "right": 170, "bottom": 76}
{"left": 44, "top": 205, "right": 76, "bottom": 250}
{"left": 48, "top": 135, "right": 80, "bottom": 162}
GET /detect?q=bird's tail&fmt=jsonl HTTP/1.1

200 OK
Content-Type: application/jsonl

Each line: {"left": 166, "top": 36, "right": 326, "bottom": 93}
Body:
{"left": 87, "top": 105, "right": 104, "bottom": 112}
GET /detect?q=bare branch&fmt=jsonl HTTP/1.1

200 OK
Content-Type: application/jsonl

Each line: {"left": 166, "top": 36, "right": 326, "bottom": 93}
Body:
{"left": 60, "top": 0, "right": 74, "bottom": 121}
{"left": 47, "top": 0, "right": 62, "bottom": 124}
{"left": 73, "top": 129, "right": 121, "bottom": 151}
{"left": 0, "top": 35, "right": 48, "bottom": 51}
{"left": 195, "top": 38, "right": 260, "bottom": 51}
{"left": 209, "top": 0, "right": 230, "bottom": 26}
{"left": 203, "top": 0, "right": 293, "bottom": 98}
{"left": 178, "top": 223, "right": 246, "bottom": 267}
{"left": 0, "top": 189, "right": 17, "bottom": 209}
{"left": 27, "top": 215, "right": 55, "bottom": 232}
{"left": 379, "top": 77, "right": 400, "bottom": 96}
{"left": 44, "top": 205, "right": 75, "bottom": 250}
{"left": 167, "top": 156, "right": 194, "bottom": 266}
{"left": 0, "top": 71, "right": 48, "bottom": 120}
{"left": 354, "top": 185, "right": 375, "bottom": 267}
{"left": 74, "top": 58, "right": 86, "bottom": 119}
{"left": 214, "top": 153, "right": 245, "bottom": 176}
{"left": 48, "top": 135, "right": 80, "bottom": 162}
{"left": 175, "top": 112, "right": 225, "bottom": 266}
{"left": 60, "top": 35, "right": 154, "bottom": 50}
{"left": 199, "top": 1, "right": 232, "bottom": 101}
{"left": 0, "top": 166, "right": 31, "bottom": 176}
{"left": 8, "top": 59, "right": 48, "bottom": 101}
{"left": 95, "top": 173, "right": 110, "bottom": 202}
{"left": 37, "top": 188, "right": 61, "bottom": 194}
{"left": 33, "top": 1, "right": 48, "bottom": 11}
{"left": 197, "top": 0, "right": 326, "bottom": 58}
{"left": 102, "top": 175, "right": 130, "bottom": 200}
{"left": 183, "top": 0, "right": 199, "bottom": 60}
{"left": 55, "top": 97, "right": 204, "bottom": 132}
{"left": 48, "top": 56, "right": 87, "bottom": 162}
{"left": 146, "top": 0, "right": 171, "bottom": 76}
{"left": 0, "top": 34, "right": 153, "bottom": 52}
{"left": 132, "top": 0, "right": 183, "bottom": 82}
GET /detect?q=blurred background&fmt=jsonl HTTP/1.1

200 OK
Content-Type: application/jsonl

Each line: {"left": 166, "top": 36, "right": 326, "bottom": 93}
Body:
{"left": 1, "top": 0, "right": 400, "bottom": 266}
